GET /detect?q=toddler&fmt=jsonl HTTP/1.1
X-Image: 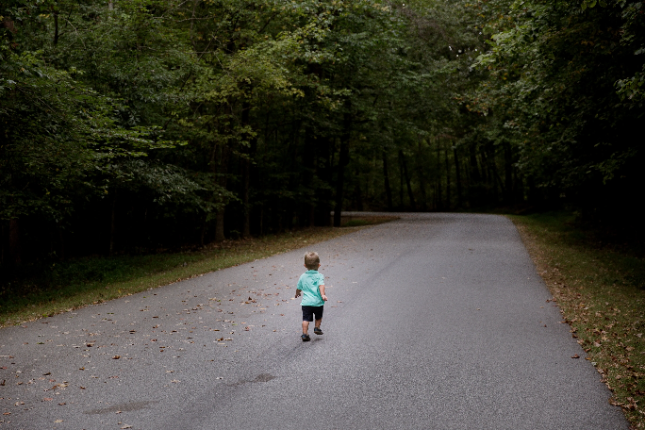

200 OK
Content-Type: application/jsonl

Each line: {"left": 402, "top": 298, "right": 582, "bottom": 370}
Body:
{"left": 295, "top": 251, "right": 328, "bottom": 341}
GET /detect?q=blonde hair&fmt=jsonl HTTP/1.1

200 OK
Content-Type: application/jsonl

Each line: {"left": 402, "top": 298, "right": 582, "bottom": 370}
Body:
{"left": 304, "top": 251, "right": 320, "bottom": 270}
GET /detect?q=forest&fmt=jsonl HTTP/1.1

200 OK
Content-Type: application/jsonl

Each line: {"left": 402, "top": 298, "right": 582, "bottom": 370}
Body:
{"left": 1, "top": 0, "right": 644, "bottom": 264}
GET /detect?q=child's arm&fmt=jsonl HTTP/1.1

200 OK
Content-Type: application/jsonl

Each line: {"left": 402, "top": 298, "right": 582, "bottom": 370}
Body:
{"left": 319, "top": 284, "right": 328, "bottom": 302}
{"left": 295, "top": 277, "right": 302, "bottom": 298}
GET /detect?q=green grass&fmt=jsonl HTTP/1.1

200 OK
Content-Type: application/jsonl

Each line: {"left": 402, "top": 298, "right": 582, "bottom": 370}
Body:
{"left": 510, "top": 212, "right": 645, "bottom": 428}
{"left": 0, "top": 225, "right": 379, "bottom": 327}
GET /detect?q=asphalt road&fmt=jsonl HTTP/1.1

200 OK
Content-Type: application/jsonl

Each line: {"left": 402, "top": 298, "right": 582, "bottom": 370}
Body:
{"left": 0, "top": 213, "right": 628, "bottom": 430}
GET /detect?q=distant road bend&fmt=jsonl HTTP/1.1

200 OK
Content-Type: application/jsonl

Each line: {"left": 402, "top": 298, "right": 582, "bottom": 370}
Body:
{"left": 0, "top": 213, "right": 627, "bottom": 429}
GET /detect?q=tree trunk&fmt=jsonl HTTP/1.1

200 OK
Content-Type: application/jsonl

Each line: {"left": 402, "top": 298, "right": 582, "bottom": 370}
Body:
{"left": 382, "top": 151, "right": 393, "bottom": 211}
{"left": 1, "top": 222, "right": 5, "bottom": 264}
{"left": 485, "top": 149, "right": 505, "bottom": 202}
{"left": 215, "top": 145, "right": 230, "bottom": 242}
{"left": 9, "top": 219, "right": 20, "bottom": 264}
{"left": 415, "top": 138, "right": 428, "bottom": 211}
{"left": 398, "top": 153, "right": 404, "bottom": 208}
{"left": 468, "top": 145, "right": 481, "bottom": 206}
{"left": 200, "top": 214, "right": 208, "bottom": 247}
{"left": 478, "top": 153, "right": 489, "bottom": 200}
{"left": 303, "top": 126, "right": 316, "bottom": 227}
{"left": 333, "top": 107, "right": 352, "bottom": 227}
{"left": 444, "top": 140, "right": 451, "bottom": 210}
{"left": 242, "top": 157, "right": 251, "bottom": 238}
{"left": 241, "top": 99, "right": 255, "bottom": 238}
{"left": 399, "top": 150, "right": 416, "bottom": 211}
{"left": 333, "top": 136, "right": 350, "bottom": 227}
{"left": 503, "top": 141, "right": 514, "bottom": 204}
{"left": 453, "top": 146, "right": 463, "bottom": 208}
{"left": 215, "top": 211, "right": 226, "bottom": 242}
{"left": 435, "top": 140, "right": 443, "bottom": 210}
{"left": 109, "top": 192, "right": 117, "bottom": 256}
{"left": 53, "top": 7, "right": 59, "bottom": 45}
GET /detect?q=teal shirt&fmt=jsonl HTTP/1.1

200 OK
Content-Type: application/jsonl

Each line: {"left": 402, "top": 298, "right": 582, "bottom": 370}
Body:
{"left": 297, "top": 270, "right": 325, "bottom": 307}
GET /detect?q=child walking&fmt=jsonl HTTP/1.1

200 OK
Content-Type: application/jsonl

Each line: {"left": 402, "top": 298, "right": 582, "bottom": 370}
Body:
{"left": 295, "top": 251, "right": 328, "bottom": 341}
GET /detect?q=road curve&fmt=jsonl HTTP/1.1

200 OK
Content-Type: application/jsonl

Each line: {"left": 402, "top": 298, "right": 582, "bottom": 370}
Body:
{"left": 0, "top": 213, "right": 627, "bottom": 429}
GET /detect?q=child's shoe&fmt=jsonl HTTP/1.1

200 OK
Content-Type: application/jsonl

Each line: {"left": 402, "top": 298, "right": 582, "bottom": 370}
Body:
{"left": 301, "top": 334, "right": 311, "bottom": 342}
{"left": 314, "top": 327, "right": 323, "bottom": 335}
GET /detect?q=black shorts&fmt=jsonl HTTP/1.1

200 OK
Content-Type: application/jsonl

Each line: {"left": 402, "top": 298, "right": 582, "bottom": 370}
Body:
{"left": 302, "top": 305, "right": 324, "bottom": 322}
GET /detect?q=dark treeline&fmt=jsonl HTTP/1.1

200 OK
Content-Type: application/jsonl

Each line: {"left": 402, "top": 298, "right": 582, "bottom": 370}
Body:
{"left": 1, "top": 0, "right": 644, "bottom": 265}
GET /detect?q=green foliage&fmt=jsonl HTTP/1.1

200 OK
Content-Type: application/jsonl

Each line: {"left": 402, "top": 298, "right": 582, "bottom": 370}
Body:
{"left": 1, "top": 0, "right": 643, "bottom": 265}
{"left": 469, "top": 0, "right": 644, "bottom": 218}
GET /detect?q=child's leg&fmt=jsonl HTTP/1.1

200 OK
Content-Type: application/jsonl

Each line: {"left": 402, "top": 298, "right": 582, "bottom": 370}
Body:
{"left": 302, "top": 306, "right": 314, "bottom": 334}
{"left": 315, "top": 306, "right": 324, "bottom": 328}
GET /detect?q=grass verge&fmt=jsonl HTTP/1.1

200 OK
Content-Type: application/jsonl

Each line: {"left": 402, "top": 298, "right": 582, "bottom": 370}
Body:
{"left": 510, "top": 212, "right": 645, "bottom": 429}
{"left": 0, "top": 217, "right": 396, "bottom": 328}
{"left": 340, "top": 215, "right": 398, "bottom": 227}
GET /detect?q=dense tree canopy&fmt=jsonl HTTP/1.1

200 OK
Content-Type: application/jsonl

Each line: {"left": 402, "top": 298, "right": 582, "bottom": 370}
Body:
{"left": 1, "top": 0, "right": 643, "bottom": 264}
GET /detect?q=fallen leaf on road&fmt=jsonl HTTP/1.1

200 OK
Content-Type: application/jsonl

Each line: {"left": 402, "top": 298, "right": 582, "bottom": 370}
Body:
{"left": 2, "top": 412, "right": 10, "bottom": 416}
{"left": 121, "top": 425, "right": 132, "bottom": 429}
{"left": 571, "top": 354, "right": 580, "bottom": 359}
{"left": 58, "top": 403, "right": 66, "bottom": 406}
{"left": 113, "top": 355, "right": 121, "bottom": 359}
{"left": 171, "top": 379, "right": 180, "bottom": 383}
{"left": 43, "top": 398, "right": 54, "bottom": 401}
{"left": 54, "top": 419, "right": 63, "bottom": 423}
{"left": 80, "top": 386, "right": 86, "bottom": 389}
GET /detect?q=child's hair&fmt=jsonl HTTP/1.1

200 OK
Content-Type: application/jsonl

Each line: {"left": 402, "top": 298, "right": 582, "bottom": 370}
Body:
{"left": 304, "top": 251, "right": 320, "bottom": 270}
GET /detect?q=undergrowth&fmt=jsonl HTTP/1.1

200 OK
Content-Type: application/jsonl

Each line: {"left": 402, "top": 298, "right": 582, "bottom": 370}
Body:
{"left": 0, "top": 221, "right": 394, "bottom": 327}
